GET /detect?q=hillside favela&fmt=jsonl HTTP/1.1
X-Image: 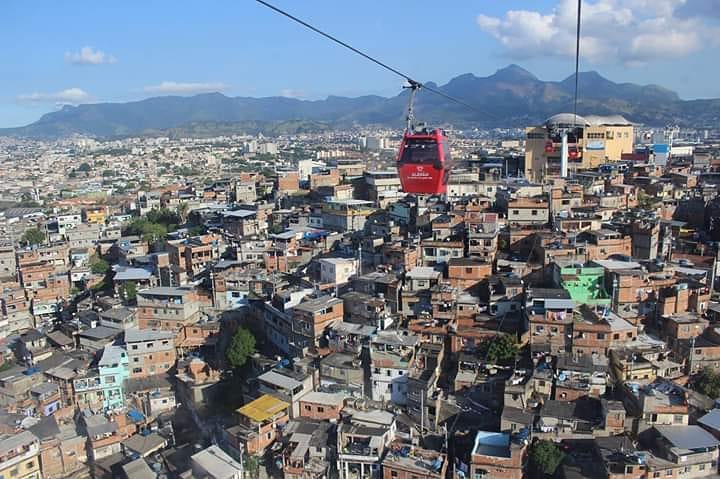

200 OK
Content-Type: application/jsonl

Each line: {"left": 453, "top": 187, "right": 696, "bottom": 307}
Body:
{"left": 2, "top": 1, "right": 720, "bottom": 479}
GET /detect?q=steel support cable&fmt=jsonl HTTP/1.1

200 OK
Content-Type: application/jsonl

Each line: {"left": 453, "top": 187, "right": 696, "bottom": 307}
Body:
{"left": 255, "top": 0, "right": 497, "bottom": 120}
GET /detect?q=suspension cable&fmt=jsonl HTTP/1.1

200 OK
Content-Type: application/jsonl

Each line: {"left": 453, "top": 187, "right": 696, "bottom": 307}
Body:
{"left": 255, "top": 0, "right": 496, "bottom": 120}
{"left": 573, "top": 0, "right": 582, "bottom": 128}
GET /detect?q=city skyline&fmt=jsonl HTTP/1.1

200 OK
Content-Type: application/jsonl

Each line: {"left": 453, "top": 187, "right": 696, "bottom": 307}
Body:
{"left": 3, "top": 0, "right": 720, "bottom": 127}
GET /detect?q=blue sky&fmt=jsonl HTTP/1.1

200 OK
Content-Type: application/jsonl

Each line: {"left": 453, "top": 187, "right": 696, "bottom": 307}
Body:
{"left": 2, "top": 0, "right": 719, "bottom": 127}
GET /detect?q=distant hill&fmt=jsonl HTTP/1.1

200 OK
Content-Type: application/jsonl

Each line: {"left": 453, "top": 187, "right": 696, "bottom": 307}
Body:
{"left": 3, "top": 65, "right": 719, "bottom": 138}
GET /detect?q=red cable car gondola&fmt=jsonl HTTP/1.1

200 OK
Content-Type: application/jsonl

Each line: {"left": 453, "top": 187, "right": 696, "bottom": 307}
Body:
{"left": 545, "top": 140, "right": 554, "bottom": 153}
{"left": 396, "top": 82, "right": 452, "bottom": 195}
{"left": 568, "top": 145, "right": 579, "bottom": 159}
{"left": 397, "top": 127, "right": 451, "bottom": 195}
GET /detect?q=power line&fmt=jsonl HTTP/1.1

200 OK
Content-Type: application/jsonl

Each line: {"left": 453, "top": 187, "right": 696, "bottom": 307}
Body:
{"left": 254, "top": 0, "right": 496, "bottom": 120}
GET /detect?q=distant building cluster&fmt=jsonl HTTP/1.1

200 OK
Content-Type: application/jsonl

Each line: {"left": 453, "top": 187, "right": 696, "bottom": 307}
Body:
{"left": 0, "top": 119, "right": 719, "bottom": 478}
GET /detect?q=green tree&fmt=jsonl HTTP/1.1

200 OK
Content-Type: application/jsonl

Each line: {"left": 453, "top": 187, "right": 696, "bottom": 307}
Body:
{"left": 529, "top": 440, "right": 565, "bottom": 477}
{"left": 243, "top": 454, "right": 260, "bottom": 479}
{"left": 77, "top": 162, "right": 92, "bottom": 172}
{"left": 21, "top": 228, "right": 45, "bottom": 246}
{"left": 268, "top": 223, "right": 285, "bottom": 234}
{"left": 695, "top": 367, "right": 720, "bottom": 399}
{"left": 188, "top": 225, "right": 206, "bottom": 236}
{"left": 125, "top": 219, "right": 169, "bottom": 244}
{"left": 141, "top": 223, "right": 168, "bottom": 244}
{"left": 145, "top": 208, "right": 180, "bottom": 228}
{"left": 226, "top": 328, "right": 256, "bottom": 369}
{"left": 480, "top": 333, "right": 518, "bottom": 364}
{"left": 119, "top": 282, "right": 138, "bottom": 301}
{"left": 89, "top": 256, "right": 110, "bottom": 275}
{"left": 177, "top": 202, "right": 189, "bottom": 224}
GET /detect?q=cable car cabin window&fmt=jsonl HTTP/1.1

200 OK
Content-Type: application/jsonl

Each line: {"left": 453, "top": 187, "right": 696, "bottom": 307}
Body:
{"left": 401, "top": 139, "right": 442, "bottom": 167}
{"left": 442, "top": 140, "right": 451, "bottom": 163}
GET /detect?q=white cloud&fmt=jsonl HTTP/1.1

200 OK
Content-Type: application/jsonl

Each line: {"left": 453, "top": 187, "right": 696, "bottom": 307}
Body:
{"left": 476, "top": 0, "right": 719, "bottom": 66}
{"left": 143, "top": 81, "right": 229, "bottom": 95}
{"left": 65, "top": 46, "right": 116, "bottom": 65}
{"left": 279, "top": 89, "right": 306, "bottom": 99}
{"left": 18, "top": 88, "right": 90, "bottom": 104}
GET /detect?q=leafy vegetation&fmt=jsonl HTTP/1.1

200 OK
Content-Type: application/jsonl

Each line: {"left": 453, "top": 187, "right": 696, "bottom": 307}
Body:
{"left": 0, "top": 361, "right": 15, "bottom": 372}
{"left": 226, "top": 328, "right": 256, "bottom": 369}
{"left": 268, "top": 223, "right": 285, "bottom": 234}
{"left": 89, "top": 256, "right": 110, "bottom": 275}
{"left": 529, "top": 440, "right": 565, "bottom": 477}
{"left": 480, "top": 333, "right": 518, "bottom": 364}
{"left": 243, "top": 454, "right": 260, "bottom": 479}
{"left": 21, "top": 227, "right": 45, "bottom": 246}
{"left": 694, "top": 367, "right": 720, "bottom": 399}
{"left": 77, "top": 162, "right": 92, "bottom": 172}
{"left": 124, "top": 208, "right": 181, "bottom": 244}
{"left": 119, "top": 282, "right": 138, "bottom": 301}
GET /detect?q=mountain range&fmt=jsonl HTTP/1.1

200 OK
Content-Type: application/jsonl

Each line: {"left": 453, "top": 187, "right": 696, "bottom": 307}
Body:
{"left": 3, "top": 65, "right": 719, "bottom": 138}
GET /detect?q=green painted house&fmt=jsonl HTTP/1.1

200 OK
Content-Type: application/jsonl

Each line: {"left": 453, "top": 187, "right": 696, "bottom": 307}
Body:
{"left": 554, "top": 264, "right": 611, "bottom": 307}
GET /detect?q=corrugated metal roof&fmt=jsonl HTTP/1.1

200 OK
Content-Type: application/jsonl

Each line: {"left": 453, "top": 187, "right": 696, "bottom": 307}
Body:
{"left": 237, "top": 394, "right": 289, "bottom": 423}
{"left": 656, "top": 425, "right": 720, "bottom": 450}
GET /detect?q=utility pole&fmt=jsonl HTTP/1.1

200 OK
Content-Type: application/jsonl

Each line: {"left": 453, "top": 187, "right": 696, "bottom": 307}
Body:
{"left": 710, "top": 247, "right": 719, "bottom": 295}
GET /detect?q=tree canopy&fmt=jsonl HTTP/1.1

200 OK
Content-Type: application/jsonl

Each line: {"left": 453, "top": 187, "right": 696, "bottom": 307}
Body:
{"left": 226, "top": 328, "right": 256, "bottom": 369}
{"left": 119, "top": 282, "right": 138, "bottom": 301}
{"left": 480, "top": 333, "right": 518, "bottom": 364}
{"left": 529, "top": 440, "right": 565, "bottom": 477}
{"left": 124, "top": 208, "right": 181, "bottom": 244}
{"left": 89, "top": 256, "right": 110, "bottom": 275}
{"left": 21, "top": 227, "right": 45, "bottom": 246}
{"left": 695, "top": 367, "right": 720, "bottom": 399}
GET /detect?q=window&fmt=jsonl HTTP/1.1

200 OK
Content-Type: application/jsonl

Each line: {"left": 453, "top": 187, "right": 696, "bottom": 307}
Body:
{"left": 147, "top": 342, "right": 154, "bottom": 348}
{"left": 531, "top": 210, "right": 538, "bottom": 216}
{"left": 26, "top": 461, "right": 34, "bottom": 470}
{"left": 105, "top": 375, "right": 115, "bottom": 384}
{"left": 317, "top": 407, "right": 324, "bottom": 413}
{"left": 133, "top": 367, "right": 142, "bottom": 374}
{"left": 597, "top": 333, "right": 605, "bottom": 340}
{"left": 652, "top": 473, "right": 660, "bottom": 478}
{"left": 674, "top": 415, "right": 683, "bottom": 423}
{"left": 131, "top": 345, "right": 138, "bottom": 350}
{"left": 391, "top": 471, "right": 398, "bottom": 478}
{"left": 267, "top": 432, "right": 272, "bottom": 439}
{"left": 305, "top": 405, "right": 311, "bottom": 411}
{"left": 613, "top": 333, "right": 620, "bottom": 340}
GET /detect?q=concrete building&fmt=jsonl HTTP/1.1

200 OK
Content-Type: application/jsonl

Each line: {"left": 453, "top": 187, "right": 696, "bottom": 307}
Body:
{"left": 291, "top": 296, "right": 344, "bottom": 355}
{"left": 98, "top": 344, "right": 129, "bottom": 410}
{"left": 0, "top": 430, "right": 41, "bottom": 479}
{"left": 525, "top": 114, "right": 634, "bottom": 180}
{"left": 136, "top": 286, "right": 200, "bottom": 330}
{"left": 230, "top": 394, "right": 290, "bottom": 456}
{"left": 370, "top": 330, "right": 418, "bottom": 405}
{"left": 319, "top": 257, "right": 358, "bottom": 286}
{"left": 191, "top": 445, "right": 243, "bottom": 479}
{"left": 322, "top": 199, "right": 374, "bottom": 232}
{"left": 125, "top": 328, "right": 176, "bottom": 378}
